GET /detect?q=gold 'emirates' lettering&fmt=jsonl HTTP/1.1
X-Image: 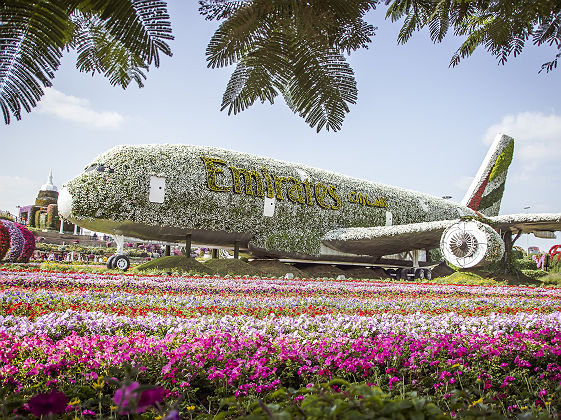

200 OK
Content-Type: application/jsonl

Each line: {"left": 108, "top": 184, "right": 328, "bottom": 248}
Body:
{"left": 230, "top": 166, "right": 264, "bottom": 196}
{"left": 201, "top": 157, "right": 230, "bottom": 192}
{"left": 201, "top": 156, "right": 386, "bottom": 212}
{"left": 348, "top": 191, "right": 387, "bottom": 208}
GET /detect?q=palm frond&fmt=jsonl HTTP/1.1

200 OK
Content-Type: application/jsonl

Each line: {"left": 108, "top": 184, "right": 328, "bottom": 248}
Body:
{"left": 71, "top": 12, "right": 148, "bottom": 89}
{"left": 203, "top": 0, "right": 374, "bottom": 132}
{"left": 0, "top": 0, "right": 71, "bottom": 124}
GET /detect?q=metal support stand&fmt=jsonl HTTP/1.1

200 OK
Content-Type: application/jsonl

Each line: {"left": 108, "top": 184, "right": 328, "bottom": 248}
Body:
{"left": 59, "top": 219, "right": 64, "bottom": 234}
{"left": 165, "top": 245, "right": 171, "bottom": 256}
{"left": 411, "top": 250, "right": 420, "bottom": 269}
{"left": 234, "top": 241, "right": 240, "bottom": 259}
{"left": 212, "top": 249, "right": 218, "bottom": 259}
{"left": 185, "top": 234, "right": 192, "bottom": 257}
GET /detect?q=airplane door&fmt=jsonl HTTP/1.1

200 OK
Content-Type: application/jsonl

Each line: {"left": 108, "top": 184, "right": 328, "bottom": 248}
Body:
{"left": 149, "top": 176, "right": 166, "bottom": 203}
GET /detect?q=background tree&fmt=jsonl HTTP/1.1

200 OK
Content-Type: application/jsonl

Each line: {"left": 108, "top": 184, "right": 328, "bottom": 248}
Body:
{"left": 0, "top": 0, "right": 173, "bottom": 124}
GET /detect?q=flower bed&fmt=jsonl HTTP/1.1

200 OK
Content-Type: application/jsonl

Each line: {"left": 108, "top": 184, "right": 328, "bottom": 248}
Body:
{"left": 1, "top": 269, "right": 560, "bottom": 418}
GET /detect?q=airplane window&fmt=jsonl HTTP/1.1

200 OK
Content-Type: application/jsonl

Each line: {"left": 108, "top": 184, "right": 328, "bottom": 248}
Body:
{"left": 96, "top": 165, "right": 105, "bottom": 172}
{"left": 85, "top": 164, "right": 97, "bottom": 172}
{"left": 84, "top": 164, "right": 114, "bottom": 173}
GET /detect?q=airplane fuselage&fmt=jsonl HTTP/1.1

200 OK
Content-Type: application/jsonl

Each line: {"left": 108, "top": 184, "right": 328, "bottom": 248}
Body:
{"left": 59, "top": 145, "right": 477, "bottom": 261}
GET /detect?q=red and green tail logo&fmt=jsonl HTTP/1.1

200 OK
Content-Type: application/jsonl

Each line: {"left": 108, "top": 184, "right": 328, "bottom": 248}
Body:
{"left": 462, "top": 134, "right": 514, "bottom": 217}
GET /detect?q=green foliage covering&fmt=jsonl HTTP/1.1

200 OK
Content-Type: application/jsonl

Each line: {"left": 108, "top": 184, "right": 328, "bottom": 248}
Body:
{"left": 203, "top": 258, "right": 263, "bottom": 277}
{"left": 46, "top": 204, "right": 59, "bottom": 229}
{"left": 522, "top": 269, "right": 549, "bottom": 280}
{"left": 540, "top": 272, "right": 561, "bottom": 286}
{"left": 430, "top": 271, "right": 504, "bottom": 286}
{"left": 134, "top": 256, "right": 216, "bottom": 275}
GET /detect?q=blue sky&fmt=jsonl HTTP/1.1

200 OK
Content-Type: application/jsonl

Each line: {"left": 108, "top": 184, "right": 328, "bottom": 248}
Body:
{"left": 1, "top": 1, "right": 560, "bottom": 251}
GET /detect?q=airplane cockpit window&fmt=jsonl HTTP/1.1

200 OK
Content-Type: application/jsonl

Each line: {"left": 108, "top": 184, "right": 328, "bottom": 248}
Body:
{"left": 84, "top": 164, "right": 114, "bottom": 173}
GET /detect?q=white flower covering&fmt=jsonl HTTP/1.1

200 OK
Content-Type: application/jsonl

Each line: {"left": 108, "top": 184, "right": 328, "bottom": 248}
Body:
{"left": 65, "top": 144, "right": 479, "bottom": 257}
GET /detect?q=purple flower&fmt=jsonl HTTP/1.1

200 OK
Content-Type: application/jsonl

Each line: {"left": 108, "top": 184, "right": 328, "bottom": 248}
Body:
{"left": 113, "top": 383, "right": 165, "bottom": 414}
{"left": 137, "top": 387, "right": 165, "bottom": 413}
{"left": 165, "top": 410, "right": 181, "bottom": 420}
{"left": 28, "top": 391, "right": 68, "bottom": 417}
{"left": 113, "top": 382, "right": 140, "bottom": 413}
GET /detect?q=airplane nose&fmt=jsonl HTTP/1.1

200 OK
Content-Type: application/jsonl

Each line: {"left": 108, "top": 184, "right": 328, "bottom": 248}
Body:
{"left": 58, "top": 187, "right": 73, "bottom": 219}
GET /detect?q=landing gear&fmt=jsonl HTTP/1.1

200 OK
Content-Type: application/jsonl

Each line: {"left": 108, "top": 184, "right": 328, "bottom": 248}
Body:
{"left": 415, "top": 268, "right": 425, "bottom": 280}
{"left": 113, "top": 255, "right": 130, "bottom": 271}
{"left": 106, "top": 255, "right": 116, "bottom": 269}
{"left": 397, "top": 268, "right": 410, "bottom": 280}
{"left": 424, "top": 268, "right": 432, "bottom": 280}
{"left": 106, "top": 235, "right": 130, "bottom": 271}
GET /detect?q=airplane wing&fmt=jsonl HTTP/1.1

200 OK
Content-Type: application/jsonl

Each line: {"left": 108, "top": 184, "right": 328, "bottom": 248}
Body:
{"left": 322, "top": 220, "right": 457, "bottom": 256}
{"left": 489, "top": 213, "right": 561, "bottom": 234}
{"left": 322, "top": 214, "right": 561, "bottom": 257}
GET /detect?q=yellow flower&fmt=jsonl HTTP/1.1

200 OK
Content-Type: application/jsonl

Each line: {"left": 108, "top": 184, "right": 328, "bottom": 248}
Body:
{"left": 186, "top": 405, "right": 196, "bottom": 411}
{"left": 476, "top": 378, "right": 482, "bottom": 383}
{"left": 92, "top": 378, "right": 105, "bottom": 390}
{"left": 521, "top": 406, "right": 528, "bottom": 410}
{"left": 154, "top": 416, "right": 164, "bottom": 420}
{"left": 69, "top": 398, "right": 81, "bottom": 405}
{"left": 451, "top": 363, "right": 460, "bottom": 368}
{"left": 469, "top": 398, "right": 484, "bottom": 408}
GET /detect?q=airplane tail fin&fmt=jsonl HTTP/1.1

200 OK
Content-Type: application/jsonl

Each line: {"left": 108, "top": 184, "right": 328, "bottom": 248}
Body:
{"left": 461, "top": 133, "right": 514, "bottom": 217}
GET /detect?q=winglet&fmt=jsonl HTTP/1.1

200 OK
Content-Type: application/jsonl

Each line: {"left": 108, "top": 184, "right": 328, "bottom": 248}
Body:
{"left": 461, "top": 133, "right": 514, "bottom": 217}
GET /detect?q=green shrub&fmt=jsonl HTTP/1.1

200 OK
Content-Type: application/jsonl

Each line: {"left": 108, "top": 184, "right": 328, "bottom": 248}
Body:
{"left": 540, "top": 272, "right": 561, "bottom": 286}
{"left": 521, "top": 269, "right": 548, "bottom": 279}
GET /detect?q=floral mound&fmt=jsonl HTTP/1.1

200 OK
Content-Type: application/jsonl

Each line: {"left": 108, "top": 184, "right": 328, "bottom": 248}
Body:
{"left": 0, "top": 269, "right": 560, "bottom": 418}
{"left": 0, "top": 223, "right": 9, "bottom": 261}
{"left": 0, "top": 221, "right": 35, "bottom": 263}
{"left": 16, "top": 223, "right": 35, "bottom": 262}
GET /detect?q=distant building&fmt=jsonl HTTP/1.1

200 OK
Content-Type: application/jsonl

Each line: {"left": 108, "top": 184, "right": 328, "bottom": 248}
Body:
{"left": 18, "top": 170, "right": 73, "bottom": 231}
{"left": 528, "top": 246, "right": 541, "bottom": 255}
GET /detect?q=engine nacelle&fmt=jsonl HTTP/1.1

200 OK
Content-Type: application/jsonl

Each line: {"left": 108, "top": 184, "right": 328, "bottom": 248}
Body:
{"left": 440, "top": 220, "right": 505, "bottom": 268}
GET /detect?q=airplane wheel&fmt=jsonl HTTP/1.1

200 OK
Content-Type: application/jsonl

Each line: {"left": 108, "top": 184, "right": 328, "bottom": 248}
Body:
{"left": 114, "top": 255, "right": 130, "bottom": 271}
{"left": 397, "top": 268, "right": 409, "bottom": 280}
{"left": 385, "top": 269, "right": 396, "bottom": 279}
{"left": 414, "top": 268, "right": 425, "bottom": 280}
{"left": 106, "top": 255, "right": 116, "bottom": 269}
{"left": 424, "top": 269, "right": 432, "bottom": 280}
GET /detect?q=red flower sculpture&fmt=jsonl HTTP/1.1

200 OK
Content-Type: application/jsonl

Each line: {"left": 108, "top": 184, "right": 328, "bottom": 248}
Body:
{"left": 549, "top": 245, "right": 561, "bottom": 262}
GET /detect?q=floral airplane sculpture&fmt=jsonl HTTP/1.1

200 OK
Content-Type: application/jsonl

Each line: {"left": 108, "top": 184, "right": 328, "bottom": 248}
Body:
{"left": 58, "top": 134, "right": 561, "bottom": 274}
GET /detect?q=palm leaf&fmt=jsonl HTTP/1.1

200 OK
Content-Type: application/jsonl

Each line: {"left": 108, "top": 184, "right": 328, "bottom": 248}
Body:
{"left": 202, "top": 0, "right": 375, "bottom": 132}
{"left": 0, "top": 0, "right": 71, "bottom": 124}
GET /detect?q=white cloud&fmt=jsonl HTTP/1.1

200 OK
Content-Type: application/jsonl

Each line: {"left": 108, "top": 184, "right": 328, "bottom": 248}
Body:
{"left": 38, "top": 88, "right": 124, "bottom": 129}
{"left": 455, "top": 175, "right": 474, "bottom": 192}
{"left": 483, "top": 111, "right": 561, "bottom": 165}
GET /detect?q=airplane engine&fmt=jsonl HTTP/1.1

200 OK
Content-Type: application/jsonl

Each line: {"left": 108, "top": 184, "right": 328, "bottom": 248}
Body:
{"left": 440, "top": 220, "right": 504, "bottom": 268}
